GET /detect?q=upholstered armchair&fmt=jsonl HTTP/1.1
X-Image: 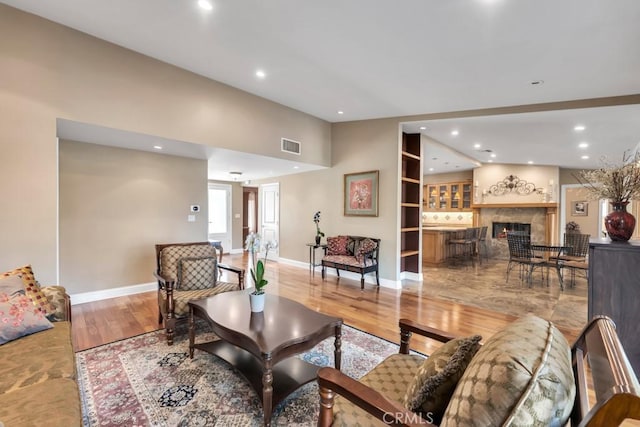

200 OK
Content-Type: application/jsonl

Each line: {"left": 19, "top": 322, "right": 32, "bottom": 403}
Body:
{"left": 154, "top": 242, "right": 244, "bottom": 345}
{"left": 317, "top": 316, "right": 640, "bottom": 427}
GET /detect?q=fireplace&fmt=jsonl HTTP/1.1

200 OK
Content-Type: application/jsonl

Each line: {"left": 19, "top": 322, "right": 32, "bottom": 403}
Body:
{"left": 492, "top": 222, "right": 531, "bottom": 239}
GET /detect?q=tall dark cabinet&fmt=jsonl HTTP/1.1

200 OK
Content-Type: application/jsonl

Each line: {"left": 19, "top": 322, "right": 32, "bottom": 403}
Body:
{"left": 588, "top": 239, "right": 640, "bottom": 375}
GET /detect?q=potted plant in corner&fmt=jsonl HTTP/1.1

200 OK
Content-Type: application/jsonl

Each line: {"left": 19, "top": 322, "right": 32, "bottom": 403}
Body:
{"left": 245, "top": 233, "right": 277, "bottom": 312}
{"left": 313, "top": 211, "right": 325, "bottom": 245}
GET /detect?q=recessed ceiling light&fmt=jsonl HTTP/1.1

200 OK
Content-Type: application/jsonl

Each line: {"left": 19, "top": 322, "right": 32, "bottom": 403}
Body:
{"left": 473, "top": 143, "right": 481, "bottom": 149}
{"left": 293, "top": 166, "right": 299, "bottom": 169}
{"left": 527, "top": 160, "right": 534, "bottom": 164}
{"left": 153, "top": 145, "right": 162, "bottom": 150}
{"left": 581, "top": 155, "right": 590, "bottom": 160}
{"left": 488, "top": 159, "right": 493, "bottom": 163}
{"left": 337, "top": 111, "right": 344, "bottom": 115}
{"left": 574, "top": 125, "right": 586, "bottom": 131}
{"left": 578, "top": 142, "right": 589, "bottom": 148}
{"left": 490, "top": 153, "right": 496, "bottom": 158}
{"left": 419, "top": 126, "right": 426, "bottom": 130}
{"left": 428, "top": 167, "right": 434, "bottom": 171}
{"left": 255, "top": 69, "right": 266, "bottom": 79}
{"left": 198, "top": 0, "right": 213, "bottom": 11}
{"left": 451, "top": 130, "right": 459, "bottom": 136}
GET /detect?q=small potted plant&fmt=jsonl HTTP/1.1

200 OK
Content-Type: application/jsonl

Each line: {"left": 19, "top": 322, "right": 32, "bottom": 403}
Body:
{"left": 244, "top": 233, "right": 277, "bottom": 312}
{"left": 313, "top": 211, "right": 325, "bottom": 245}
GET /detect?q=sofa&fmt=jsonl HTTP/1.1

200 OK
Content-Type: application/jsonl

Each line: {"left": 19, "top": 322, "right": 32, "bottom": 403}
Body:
{"left": 318, "top": 315, "right": 640, "bottom": 426}
{"left": 321, "top": 235, "right": 380, "bottom": 289}
{"left": 0, "top": 268, "right": 81, "bottom": 426}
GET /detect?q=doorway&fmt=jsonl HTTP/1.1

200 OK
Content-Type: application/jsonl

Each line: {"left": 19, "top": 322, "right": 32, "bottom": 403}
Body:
{"left": 243, "top": 187, "right": 259, "bottom": 245}
{"left": 208, "top": 183, "right": 232, "bottom": 252}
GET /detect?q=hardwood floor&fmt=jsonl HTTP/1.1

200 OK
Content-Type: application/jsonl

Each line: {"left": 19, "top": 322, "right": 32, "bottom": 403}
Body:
{"left": 71, "top": 253, "right": 580, "bottom": 352}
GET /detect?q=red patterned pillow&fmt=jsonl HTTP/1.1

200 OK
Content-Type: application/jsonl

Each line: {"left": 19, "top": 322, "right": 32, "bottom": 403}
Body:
{"left": 1, "top": 265, "right": 55, "bottom": 316}
{"left": 326, "top": 236, "right": 349, "bottom": 255}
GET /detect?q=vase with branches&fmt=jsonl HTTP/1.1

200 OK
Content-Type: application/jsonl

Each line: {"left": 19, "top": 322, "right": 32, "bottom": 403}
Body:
{"left": 574, "top": 150, "right": 640, "bottom": 241}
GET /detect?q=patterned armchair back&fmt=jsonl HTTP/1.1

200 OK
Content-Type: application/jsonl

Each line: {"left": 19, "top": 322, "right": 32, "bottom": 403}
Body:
{"left": 159, "top": 244, "right": 218, "bottom": 290}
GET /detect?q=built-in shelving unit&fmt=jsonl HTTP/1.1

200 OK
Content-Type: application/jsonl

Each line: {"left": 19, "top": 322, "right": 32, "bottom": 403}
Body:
{"left": 400, "top": 133, "right": 422, "bottom": 274}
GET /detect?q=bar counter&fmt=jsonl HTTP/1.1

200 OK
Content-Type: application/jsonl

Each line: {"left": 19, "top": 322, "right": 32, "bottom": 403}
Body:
{"left": 422, "top": 226, "right": 468, "bottom": 265}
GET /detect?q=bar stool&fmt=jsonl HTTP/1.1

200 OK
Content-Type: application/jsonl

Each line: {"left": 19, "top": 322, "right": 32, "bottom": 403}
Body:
{"left": 448, "top": 227, "right": 478, "bottom": 264}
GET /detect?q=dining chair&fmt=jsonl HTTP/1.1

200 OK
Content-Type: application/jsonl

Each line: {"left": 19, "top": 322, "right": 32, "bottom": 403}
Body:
{"left": 477, "top": 225, "right": 489, "bottom": 262}
{"left": 506, "top": 232, "right": 545, "bottom": 285}
{"left": 556, "top": 233, "right": 590, "bottom": 287}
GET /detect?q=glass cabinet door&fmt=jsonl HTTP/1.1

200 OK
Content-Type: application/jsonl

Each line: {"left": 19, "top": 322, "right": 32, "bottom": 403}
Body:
{"left": 427, "top": 185, "right": 437, "bottom": 209}
{"left": 450, "top": 184, "right": 460, "bottom": 209}
{"left": 438, "top": 185, "right": 449, "bottom": 209}
{"left": 462, "top": 183, "right": 472, "bottom": 209}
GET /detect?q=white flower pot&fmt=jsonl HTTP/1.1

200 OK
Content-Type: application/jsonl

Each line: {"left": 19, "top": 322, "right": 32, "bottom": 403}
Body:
{"left": 249, "top": 292, "right": 265, "bottom": 312}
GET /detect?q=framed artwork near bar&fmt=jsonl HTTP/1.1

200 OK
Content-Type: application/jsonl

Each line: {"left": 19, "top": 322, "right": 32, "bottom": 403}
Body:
{"left": 572, "top": 201, "right": 588, "bottom": 216}
{"left": 344, "top": 170, "right": 379, "bottom": 217}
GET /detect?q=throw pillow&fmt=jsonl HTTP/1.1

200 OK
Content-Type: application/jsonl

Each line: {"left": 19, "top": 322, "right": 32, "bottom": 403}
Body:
{"left": 441, "top": 315, "right": 575, "bottom": 427}
{"left": 403, "top": 335, "right": 482, "bottom": 424}
{"left": 0, "top": 274, "right": 26, "bottom": 297}
{"left": 326, "top": 236, "right": 349, "bottom": 255}
{"left": 1, "top": 265, "right": 55, "bottom": 315}
{"left": 356, "top": 238, "right": 378, "bottom": 262}
{"left": 178, "top": 257, "right": 217, "bottom": 290}
{"left": 0, "top": 292, "right": 53, "bottom": 345}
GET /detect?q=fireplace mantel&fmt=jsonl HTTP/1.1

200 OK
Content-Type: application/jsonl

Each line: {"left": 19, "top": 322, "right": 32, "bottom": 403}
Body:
{"left": 471, "top": 203, "right": 558, "bottom": 209}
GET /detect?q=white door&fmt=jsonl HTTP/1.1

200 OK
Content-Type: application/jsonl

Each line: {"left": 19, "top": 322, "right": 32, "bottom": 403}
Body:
{"left": 208, "top": 183, "right": 232, "bottom": 253}
{"left": 260, "top": 183, "right": 279, "bottom": 260}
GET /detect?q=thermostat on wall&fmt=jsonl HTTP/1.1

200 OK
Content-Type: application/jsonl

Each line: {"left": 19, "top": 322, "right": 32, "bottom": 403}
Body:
{"left": 190, "top": 205, "right": 200, "bottom": 212}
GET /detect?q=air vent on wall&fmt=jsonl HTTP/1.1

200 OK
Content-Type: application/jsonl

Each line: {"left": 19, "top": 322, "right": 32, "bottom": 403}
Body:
{"left": 281, "top": 138, "right": 301, "bottom": 155}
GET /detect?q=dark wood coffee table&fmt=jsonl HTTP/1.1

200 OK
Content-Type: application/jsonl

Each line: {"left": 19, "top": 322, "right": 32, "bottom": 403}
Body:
{"left": 188, "top": 291, "right": 342, "bottom": 426}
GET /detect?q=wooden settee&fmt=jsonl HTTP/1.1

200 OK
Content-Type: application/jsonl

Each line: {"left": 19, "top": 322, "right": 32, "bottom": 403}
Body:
{"left": 321, "top": 236, "right": 380, "bottom": 289}
{"left": 318, "top": 315, "right": 640, "bottom": 426}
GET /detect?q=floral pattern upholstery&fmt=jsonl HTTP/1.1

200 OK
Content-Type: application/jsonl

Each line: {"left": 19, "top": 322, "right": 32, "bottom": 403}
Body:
{"left": 326, "top": 236, "right": 349, "bottom": 255}
{"left": 1, "top": 265, "right": 55, "bottom": 315}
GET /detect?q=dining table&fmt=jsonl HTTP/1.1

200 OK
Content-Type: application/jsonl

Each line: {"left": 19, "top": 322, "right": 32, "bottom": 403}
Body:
{"left": 530, "top": 244, "right": 571, "bottom": 290}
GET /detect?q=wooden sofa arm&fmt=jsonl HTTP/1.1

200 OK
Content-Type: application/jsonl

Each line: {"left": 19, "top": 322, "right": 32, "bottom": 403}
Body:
{"left": 218, "top": 263, "right": 245, "bottom": 290}
{"left": 317, "top": 367, "right": 433, "bottom": 427}
{"left": 399, "top": 318, "right": 458, "bottom": 354}
{"left": 154, "top": 271, "right": 174, "bottom": 290}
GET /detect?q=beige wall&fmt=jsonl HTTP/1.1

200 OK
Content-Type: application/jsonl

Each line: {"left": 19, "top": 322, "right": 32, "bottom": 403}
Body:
{"left": 59, "top": 141, "right": 208, "bottom": 294}
{"left": 0, "top": 4, "right": 330, "bottom": 283}
{"left": 424, "top": 171, "right": 473, "bottom": 184}
{"left": 265, "top": 118, "right": 401, "bottom": 281}
{"left": 474, "top": 164, "right": 559, "bottom": 204}
{"left": 563, "top": 187, "right": 599, "bottom": 237}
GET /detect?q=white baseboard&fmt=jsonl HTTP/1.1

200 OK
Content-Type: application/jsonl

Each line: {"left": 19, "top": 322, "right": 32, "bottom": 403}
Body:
{"left": 278, "top": 257, "right": 401, "bottom": 289}
{"left": 400, "top": 271, "right": 423, "bottom": 281}
{"left": 70, "top": 282, "right": 156, "bottom": 305}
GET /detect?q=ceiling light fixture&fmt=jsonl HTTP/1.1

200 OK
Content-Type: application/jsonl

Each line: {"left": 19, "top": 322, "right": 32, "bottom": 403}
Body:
{"left": 581, "top": 155, "right": 590, "bottom": 160}
{"left": 153, "top": 145, "right": 162, "bottom": 150}
{"left": 578, "top": 142, "right": 589, "bottom": 148}
{"left": 293, "top": 166, "right": 299, "bottom": 169}
{"left": 419, "top": 126, "right": 426, "bottom": 130}
{"left": 197, "top": 0, "right": 213, "bottom": 11}
{"left": 337, "top": 111, "right": 344, "bottom": 115}
{"left": 527, "top": 160, "right": 534, "bottom": 164}
{"left": 255, "top": 70, "right": 266, "bottom": 79}
{"left": 490, "top": 153, "right": 496, "bottom": 158}
{"left": 488, "top": 160, "right": 493, "bottom": 163}
{"left": 451, "top": 130, "right": 459, "bottom": 136}
{"left": 574, "top": 125, "right": 586, "bottom": 131}
{"left": 428, "top": 167, "right": 434, "bottom": 171}
{"left": 473, "top": 143, "right": 481, "bottom": 149}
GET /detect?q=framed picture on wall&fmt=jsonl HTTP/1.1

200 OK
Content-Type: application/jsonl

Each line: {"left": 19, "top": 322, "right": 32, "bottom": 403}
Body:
{"left": 572, "top": 201, "right": 588, "bottom": 216}
{"left": 344, "top": 170, "right": 379, "bottom": 216}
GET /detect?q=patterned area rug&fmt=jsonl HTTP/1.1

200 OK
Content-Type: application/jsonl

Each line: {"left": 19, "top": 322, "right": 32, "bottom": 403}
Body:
{"left": 76, "top": 324, "right": 403, "bottom": 426}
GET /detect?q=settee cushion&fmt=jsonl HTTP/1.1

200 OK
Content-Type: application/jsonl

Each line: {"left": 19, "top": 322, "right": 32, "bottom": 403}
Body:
{"left": 178, "top": 256, "right": 217, "bottom": 290}
{"left": 441, "top": 315, "right": 575, "bottom": 427}
{"left": 0, "top": 322, "right": 75, "bottom": 393}
{"left": 403, "top": 335, "right": 482, "bottom": 424}
{"left": 2, "top": 265, "right": 55, "bottom": 315}
{"left": 322, "top": 255, "right": 375, "bottom": 268}
{"left": 356, "top": 238, "right": 378, "bottom": 261}
{"left": 326, "top": 236, "right": 349, "bottom": 255}
{"left": 333, "top": 353, "right": 425, "bottom": 426}
{"left": 40, "top": 285, "right": 69, "bottom": 322}
{"left": 0, "top": 377, "right": 81, "bottom": 426}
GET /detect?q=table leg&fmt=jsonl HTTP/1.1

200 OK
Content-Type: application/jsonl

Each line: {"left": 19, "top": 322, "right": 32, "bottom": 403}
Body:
{"left": 334, "top": 324, "right": 342, "bottom": 371}
{"left": 308, "top": 245, "right": 313, "bottom": 274}
{"left": 262, "top": 357, "right": 274, "bottom": 427}
{"left": 188, "top": 306, "right": 195, "bottom": 359}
